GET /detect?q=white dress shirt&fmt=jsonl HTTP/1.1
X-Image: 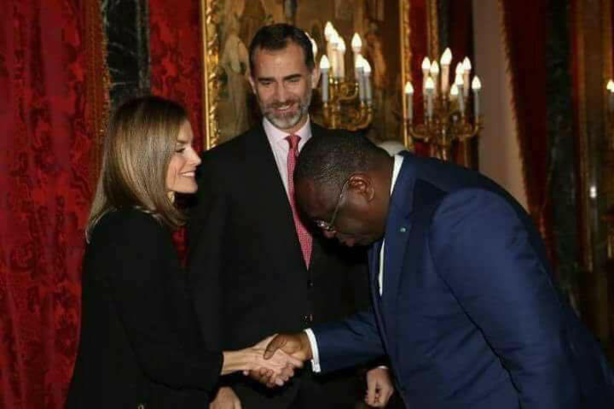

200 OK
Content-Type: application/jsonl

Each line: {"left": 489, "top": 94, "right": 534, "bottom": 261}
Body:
{"left": 307, "top": 154, "right": 405, "bottom": 372}
{"left": 263, "top": 117, "right": 312, "bottom": 196}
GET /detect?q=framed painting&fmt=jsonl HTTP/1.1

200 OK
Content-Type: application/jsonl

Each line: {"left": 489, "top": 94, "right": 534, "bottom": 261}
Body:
{"left": 200, "top": 0, "right": 416, "bottom": 149}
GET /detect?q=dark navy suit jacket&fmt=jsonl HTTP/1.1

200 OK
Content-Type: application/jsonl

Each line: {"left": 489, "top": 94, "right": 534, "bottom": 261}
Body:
{"left": 313, "top": 152, "right": 614, "bottom": 408}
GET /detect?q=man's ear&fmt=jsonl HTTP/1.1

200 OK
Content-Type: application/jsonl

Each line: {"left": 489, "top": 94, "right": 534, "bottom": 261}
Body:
{"left": 248, "top": 75, "right": 257, "bottom": 94}
{"left": 310, "top": 66, "right": 321, "bottom": 90}
{"left": 348, "top": 174, "right": 375, "bottom": 202}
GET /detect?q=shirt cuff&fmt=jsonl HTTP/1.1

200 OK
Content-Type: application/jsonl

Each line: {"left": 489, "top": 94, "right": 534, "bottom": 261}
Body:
{"left": 304, "top": 329, "right": 321, "bottom": 373}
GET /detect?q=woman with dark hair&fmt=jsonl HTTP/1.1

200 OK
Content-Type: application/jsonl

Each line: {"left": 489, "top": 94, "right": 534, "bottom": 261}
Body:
{"left": 66, "top": 96, "right": 298, "bottom": 408}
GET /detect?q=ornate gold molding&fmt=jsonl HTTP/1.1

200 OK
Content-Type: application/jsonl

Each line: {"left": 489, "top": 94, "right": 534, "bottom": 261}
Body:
{"left": 426, "top": 0, "right": 439, "bottom": 60}
{"left": 400, "top": 0, "right": 413, "bottom": 149}
{"left": 200, "top": 0, "right": 221, "bottom": 150}
{"left": 201, "top": 0, "right": 415, "bottom": 150}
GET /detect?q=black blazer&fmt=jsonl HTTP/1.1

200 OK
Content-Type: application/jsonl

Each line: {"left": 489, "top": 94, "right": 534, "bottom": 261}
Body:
{"left": 187, "top": 123, "right": 370, "bottom": 408}
{"left": 67, "top": 209, "right": 222, "bottom": 409}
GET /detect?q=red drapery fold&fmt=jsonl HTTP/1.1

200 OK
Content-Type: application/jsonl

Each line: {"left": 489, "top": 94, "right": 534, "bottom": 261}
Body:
{"left": 408, "top": 0, "right": 430, "bottom": 156}
{"left": 0, "top": 1, "right": 107, "bottom": 408}
{"left": 500, "top": 0, "right": 555, "bottom": 261}
{"left": 149, "top": 0, "right": 204, "bottom": 257}
{"left": 149, "top": 0, "right": 204, "bottom": 152}
{"left": 448, "top": 0, "right": 473, "bottom": 59}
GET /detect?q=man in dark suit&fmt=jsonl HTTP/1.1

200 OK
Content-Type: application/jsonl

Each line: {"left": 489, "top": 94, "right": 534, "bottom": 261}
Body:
{"left": 262, "top": 133, "right": 614, "bottom": 408}
{"left": 187, "top": 23, "right": 394, "bottom": 409}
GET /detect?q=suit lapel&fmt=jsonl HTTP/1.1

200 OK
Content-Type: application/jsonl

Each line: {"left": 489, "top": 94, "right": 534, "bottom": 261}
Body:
{"left": 368, "top": 241, "right": 391, "bottom": 355}
{"left": 379, "top": 155, "right": 416, "bottom": 349}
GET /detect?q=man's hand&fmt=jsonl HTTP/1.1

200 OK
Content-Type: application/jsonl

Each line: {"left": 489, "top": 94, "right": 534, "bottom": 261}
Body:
{"left": 210, "top": 386, "right": 241, "bottom": 409}
{"left": 247, "top": 333, "right": 312, "bottom": 388}
{"left": 365, "top": 367, "right": 394, "bottom": 408}
{"left": 242, "top": 335, "right": 304, "bottom": 387}
{"left": 263, "top": 332, "right": 313, "bottom": 361}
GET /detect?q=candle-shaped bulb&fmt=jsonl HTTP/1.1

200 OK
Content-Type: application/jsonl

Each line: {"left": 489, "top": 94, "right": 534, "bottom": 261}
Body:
{"left": 455, "top": 62, "right": 463, "bottom": 75}
{"left": 450, "top": 83, "right": 459, "bottom": 98}
{"left": 453, "top": 83, "right": 464, "bottom": 114}
{"left": 425, "top": 76, "right": 435, "bottom": 91}
{"left": 425, "top": 77, "right": 435, "bottom": 120}
{"left": 330, "top": 30, "right": 340, "bottom": 47}
{"left": 324, "top": 22, "right": 334, "bottom": 41}
{"left": 338, "top": 38, "right": 346, "bottom": 53}
{"left": 607, "top": 79, "right": 614, "bottom": 91}
{"left": 430, "top": 61, "right": 440, "bottom": 95}
{"left": 471, "top": 76, "right": 482, "bottom": 91}
{"left": 404, "top": 82, "right": 414, "bottom": 95}
{"left": 430, "top": 61, "right": 440, "bottom": 76}
{"left": 310, "top": 37, "right": 318, "bottom": 60}
{"left": 422, "top": 57, "right": 431, "bottom": 72}
{"left": 440, "top": 48, "right": 452, "bottom": 66}
{"left": 351, "top": 33, "right": 362, "bottom": 53}
{"left": 405, "top": 81, "right": 414, "bottom": 123}
{"left": 355, "top": 54, "right": 365, "bottom": 70}
{"left": 329, "top": 31, "right": 340, "bottom": 78}
{"left": 356, "top": 55, "right": 366, "bottom": 101}
{"left": 471, "top": 76, "right": 481, "bottom": 118}
{"left": 461, "top": 58, "right": 472, "bottom": 96}
{"left": 455, "top": 73, "right": 463, "bottom": 87}
{"left": 462, "top": 57, "right": 472, "bottom": 73}
{"left": 422, "top": 57, "right": 431, "bottom": 93}
{"left": 364, "top": 60, "right": 373, "bottom": 103}
{"left": 320, "top": 55, "right": 330, "bottom": 71}
{"left": 439, "top": 49, "right": 452, "bottom": 95}
{"left": 337, "top": 38, "right": 346, "bottom": 79}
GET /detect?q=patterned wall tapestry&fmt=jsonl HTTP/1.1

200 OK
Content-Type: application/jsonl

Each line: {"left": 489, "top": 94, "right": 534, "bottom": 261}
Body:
{"left": 0, "top": 1, "right": 108, "bottom": 408}
{"left": 149, "top": 0, "right": 204, "bottom": 152}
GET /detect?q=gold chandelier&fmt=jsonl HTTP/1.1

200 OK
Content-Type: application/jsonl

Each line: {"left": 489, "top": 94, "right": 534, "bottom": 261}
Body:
{"left": 315, "top": 22, "right": 373, "bottom": 131}
{"left": 404, "top": 48, "right": 482, "bottom": 161}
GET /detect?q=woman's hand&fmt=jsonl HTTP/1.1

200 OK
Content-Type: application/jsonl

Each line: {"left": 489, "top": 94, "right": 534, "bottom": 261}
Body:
{"left": 243, "top": 335, "right": 303, "bottom": 386}
{"left": 221, "top": 335, "right": 303, "bottom": 386}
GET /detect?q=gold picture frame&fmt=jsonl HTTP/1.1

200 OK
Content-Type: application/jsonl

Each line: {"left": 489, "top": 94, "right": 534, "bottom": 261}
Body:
{"left": 200, "top": 0, "right": 413, "bottom": 150}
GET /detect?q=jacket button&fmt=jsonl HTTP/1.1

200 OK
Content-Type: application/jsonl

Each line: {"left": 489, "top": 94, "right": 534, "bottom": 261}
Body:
{"left": 307, "top": 279, "right": 313, "bottom": 288}
{"left": 303, "top": 314, "right": 313, "bottom": 324}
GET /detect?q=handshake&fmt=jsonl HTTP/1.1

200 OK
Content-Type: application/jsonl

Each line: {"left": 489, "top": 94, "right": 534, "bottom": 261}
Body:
{"left": 237, "top": 333, "right": 311, "bottom": 387}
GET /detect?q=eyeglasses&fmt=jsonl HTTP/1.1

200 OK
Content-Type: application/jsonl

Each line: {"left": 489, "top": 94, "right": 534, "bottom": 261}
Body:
{"left": 314, "top": 178, "right": 350, "bottom": 232}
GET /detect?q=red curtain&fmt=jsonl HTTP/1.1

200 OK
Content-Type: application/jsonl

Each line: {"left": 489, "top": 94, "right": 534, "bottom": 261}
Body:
{"left": 408, "top": 0, "right": 430, "bottom": 156}
{"left": 149, "top": 0, "right": 204, "bottom": 256}
{"left": 448, "top": 0, "right": 473, "bottom": 59}
{"left": 149, "top": 0, "right": 204, "bottom": 152}
{"left": 500, "top": 0, "right": 555, "bottom": 260}
{"left": 0, "top": 1, "right": 107, "bottom": 408}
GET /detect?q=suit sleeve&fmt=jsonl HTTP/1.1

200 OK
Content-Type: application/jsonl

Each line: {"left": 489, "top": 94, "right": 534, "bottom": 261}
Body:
{"left": 103, "top": 213, "right": 223, "bottom": 392}
{"left": 312, "top": 309, "right": 385, "bottom": 373}
{"left": 349, "top": 250, "right": 372, "bottom": 312}
{"left": 429, "top": 189, "right": 580, "bottom": 408}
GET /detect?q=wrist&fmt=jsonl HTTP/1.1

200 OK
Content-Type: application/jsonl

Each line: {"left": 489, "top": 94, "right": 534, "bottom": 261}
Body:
{"left": 221, "top": 349, "right": 257, "bottom": 375}
{"left": 298, "top": 332, "right": 313, "bottom": 360}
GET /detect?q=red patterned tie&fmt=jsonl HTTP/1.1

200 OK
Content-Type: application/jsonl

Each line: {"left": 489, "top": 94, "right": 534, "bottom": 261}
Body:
{"left": 286, "top": 134, "right": 313, "bottom": 267}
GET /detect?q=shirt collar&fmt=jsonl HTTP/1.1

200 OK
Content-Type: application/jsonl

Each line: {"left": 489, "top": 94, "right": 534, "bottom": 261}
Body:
{"left": 262, "top": 116, "right": 312, "bottom": 145}
{"left": 390, "top": 154, "right": 404, "bottom": 195}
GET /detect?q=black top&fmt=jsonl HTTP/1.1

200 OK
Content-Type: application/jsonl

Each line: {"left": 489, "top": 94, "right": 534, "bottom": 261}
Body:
{"left": 67, "top": 208, "right": 222, "bottom": 409}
